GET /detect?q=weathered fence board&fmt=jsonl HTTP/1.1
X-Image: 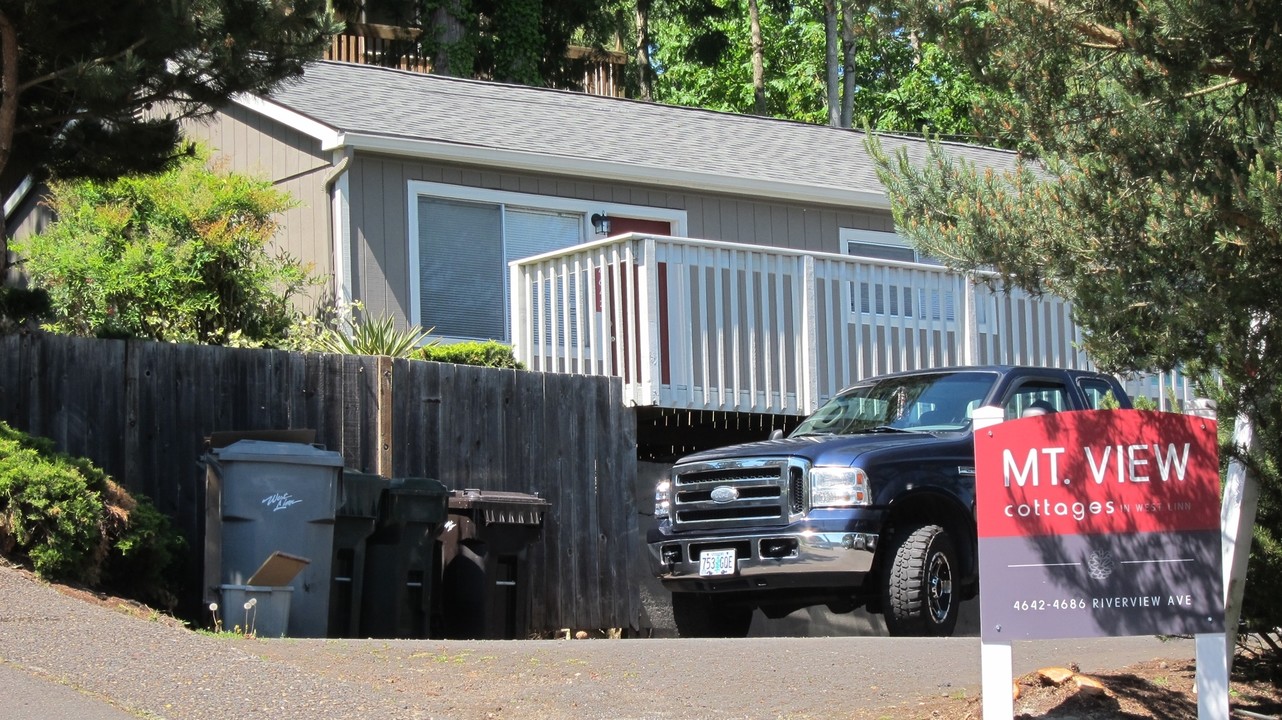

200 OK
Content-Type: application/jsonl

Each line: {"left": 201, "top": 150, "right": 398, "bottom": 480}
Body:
{"left": 0, "top": 334, "right": 640, "bottom": 633}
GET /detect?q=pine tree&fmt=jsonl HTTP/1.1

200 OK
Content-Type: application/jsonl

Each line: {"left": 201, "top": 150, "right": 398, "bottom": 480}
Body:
{"left": 0, "top": 0, "right": 341, "bottom": 183}
{"left": 871, "top": 0, "right": 1282, "bottom": 637}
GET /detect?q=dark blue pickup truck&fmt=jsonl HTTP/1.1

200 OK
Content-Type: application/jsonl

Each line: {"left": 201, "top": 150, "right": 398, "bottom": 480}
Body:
{"left": 647, "top": 365, "right": 1132, "bottom": 637}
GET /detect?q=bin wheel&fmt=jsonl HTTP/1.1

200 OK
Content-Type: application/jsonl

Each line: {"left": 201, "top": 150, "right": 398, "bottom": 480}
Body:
{"left": 443, "top": 540, "right": 488, "bottom": 639}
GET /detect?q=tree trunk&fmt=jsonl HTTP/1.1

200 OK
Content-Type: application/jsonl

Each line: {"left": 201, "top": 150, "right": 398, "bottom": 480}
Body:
{"left": 839, "top": 0, "right": 858, "bottom": 128}
{"left": 748, "top": 0, "right": 766, "bottom": 115}
{"left": 0, "top": 9, "right": 18, "bottom": 184}
{"left": 635, "top": 0, "right": 653, "bottom": 101}
{"left": 823, "top": 0, "right": 839, "bottom": 127}
{"left": 429, "top": 1, "right": 473, "bottom": 77}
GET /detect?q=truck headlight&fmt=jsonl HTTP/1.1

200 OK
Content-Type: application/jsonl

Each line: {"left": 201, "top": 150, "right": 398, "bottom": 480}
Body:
{"left": 655, "top": 479, "right": 672, "bottom": 518}
{"left": 809, "top": 467, "right": 870, "bottom": 508}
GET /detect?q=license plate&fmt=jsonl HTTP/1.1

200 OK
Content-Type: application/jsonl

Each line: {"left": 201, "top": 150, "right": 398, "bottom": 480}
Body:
{"left": 699, "top": 548, "right": 736, "bottom": 576}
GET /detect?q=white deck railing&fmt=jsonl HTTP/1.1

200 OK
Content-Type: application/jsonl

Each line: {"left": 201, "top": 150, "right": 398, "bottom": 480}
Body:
{"left": 509, "top": 234, "right": 1188, "bottom": 415}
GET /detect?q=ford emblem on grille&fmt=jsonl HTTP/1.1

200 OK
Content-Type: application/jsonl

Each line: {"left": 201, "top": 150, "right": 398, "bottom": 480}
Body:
{"left": 710, "top": 485, "right": 739, "bottom": 504}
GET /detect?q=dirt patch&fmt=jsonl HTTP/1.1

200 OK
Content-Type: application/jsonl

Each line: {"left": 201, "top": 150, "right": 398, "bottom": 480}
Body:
{"left": 885, "top": 653, "right": 1282, "bottom": 720}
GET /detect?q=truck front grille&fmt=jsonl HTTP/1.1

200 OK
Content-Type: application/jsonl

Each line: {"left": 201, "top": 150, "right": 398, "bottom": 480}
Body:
{"left": 670, "top": 457, "right": 807, "bottom": 531}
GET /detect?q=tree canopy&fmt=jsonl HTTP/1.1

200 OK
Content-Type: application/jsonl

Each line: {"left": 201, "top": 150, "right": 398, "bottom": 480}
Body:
{"left": 870, "top": 0, "right": 1282, "bottom": 633}
{"left": 0, "top": 0, "right": 340, "bottom": 184}
{"left": 647, "top": 0, "right": 989, "bottom": 134}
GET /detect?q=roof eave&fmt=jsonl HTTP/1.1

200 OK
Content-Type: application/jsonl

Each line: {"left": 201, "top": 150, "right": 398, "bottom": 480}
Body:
{"left": 330, "top": 132, "right": 891, "bottom": 210}
{"left": 231, "top": 93, "right": 343, "bottom": 147}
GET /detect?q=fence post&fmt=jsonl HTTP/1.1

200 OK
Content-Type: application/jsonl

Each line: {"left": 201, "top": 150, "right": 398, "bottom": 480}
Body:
{"left": 635, "top": 236, "right": 660, "bottom": 406}
{"left": 800, "top": 255, "right": 818, "bottom": 415}
{"left": 509, "top": 259, "right": 528, "bottom": 370}
{"left": 377, "top": 355, "right": 393, "bottom": 476}
{"left": 962, "top": 276, "right": 978, "bottom": 366}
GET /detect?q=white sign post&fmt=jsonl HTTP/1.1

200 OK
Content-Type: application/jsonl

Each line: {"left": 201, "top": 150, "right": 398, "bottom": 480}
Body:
{"left": 971, "top": 406, "right": 1013, "bottom": 720}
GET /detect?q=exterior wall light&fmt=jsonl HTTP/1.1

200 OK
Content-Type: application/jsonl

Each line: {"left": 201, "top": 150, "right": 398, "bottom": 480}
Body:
{"left": 590, "top": 212, "right": 611, "bottom": 235}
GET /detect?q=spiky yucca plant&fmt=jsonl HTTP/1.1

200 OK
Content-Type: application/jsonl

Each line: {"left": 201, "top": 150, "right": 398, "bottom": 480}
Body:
{"left": 320, "top": 311, "right": 437, "bottom": 358}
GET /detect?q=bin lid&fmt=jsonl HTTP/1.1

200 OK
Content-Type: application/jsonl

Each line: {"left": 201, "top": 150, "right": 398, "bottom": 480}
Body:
{"left": 390, "top": 477, "right": 448, "bottom": 496}
{"left": 382, "top": 477, "right": 449, "bottom": 524}
{"left": 246, "top": 551, "right": 310, "bottom": 586}
{"left": 212, "top": 439, "right": 344, "bottom": 467}
{"left": 447, "top": 489, "right": 549, "bottom": 525}
{"left": 339, "top": 470, "right": 390, "bottom": 517}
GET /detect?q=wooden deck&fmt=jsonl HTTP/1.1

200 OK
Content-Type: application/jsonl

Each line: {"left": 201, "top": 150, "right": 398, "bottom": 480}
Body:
{"left": 509, "top": 233, "right": 1194, "bottom": 415}
{"left": 324, "top": 25, "right": 627, "bottom": 97}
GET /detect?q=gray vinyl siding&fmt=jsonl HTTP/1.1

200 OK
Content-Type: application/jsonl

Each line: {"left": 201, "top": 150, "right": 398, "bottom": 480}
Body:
{"left": 182, "top": 106, "right": 335, "bottom": 291}
{"left": 343, "top": 151, "right": 896, "bottom": 331}
{"left": 3, "top": 189, "right": 55, "bottom": 284}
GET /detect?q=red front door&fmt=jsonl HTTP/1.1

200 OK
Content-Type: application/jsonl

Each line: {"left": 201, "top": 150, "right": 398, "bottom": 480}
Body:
{"left": 596, "top": 218, "right": 673, "bottom": 385}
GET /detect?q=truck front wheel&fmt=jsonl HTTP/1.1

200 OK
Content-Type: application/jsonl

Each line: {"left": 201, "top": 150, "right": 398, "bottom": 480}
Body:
{"left": 671, "top": 592, "right": 753, "bottom": 638}
{"left": 882, "top": 524, "right": 959, "bottom": 637}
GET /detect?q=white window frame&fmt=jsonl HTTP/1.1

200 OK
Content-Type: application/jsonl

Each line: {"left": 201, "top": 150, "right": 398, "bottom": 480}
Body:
{"left": 841, "top": 227, "right": 919, "bottom": 262}
{"left": 406, "top": 181, "right": 688, "bottom": 340}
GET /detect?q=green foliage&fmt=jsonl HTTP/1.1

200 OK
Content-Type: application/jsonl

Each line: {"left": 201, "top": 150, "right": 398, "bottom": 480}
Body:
{"left": 652, "top": 0, "right": 827, "bottom": 122}
{"left": 648, "top": 0, "right": 990, "bottom": 133}
{"left": 319, "top": 309, "right": 439, "bottom": 358}
{"left": 1130, "top": 394, "right": 1158, "bottom": 411}
{"left": 870, "top": 0, "right": 1282, "bottom": 639}
{"left": 14, "top": 151, "right": 321, "bottom": 347}
{"left": 411, "top": 0, "right": 608, "bottom": 88}
{"left": 414, "top": 340, "right": 523, "bottom": 369}
{"left": 0, "top": 422, "right": 182, "bottom": 607}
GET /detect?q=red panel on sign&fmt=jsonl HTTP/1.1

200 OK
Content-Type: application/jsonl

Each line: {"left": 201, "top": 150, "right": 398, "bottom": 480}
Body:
{"left": 975, "top": 410, "right": 1219, "bottom": 538}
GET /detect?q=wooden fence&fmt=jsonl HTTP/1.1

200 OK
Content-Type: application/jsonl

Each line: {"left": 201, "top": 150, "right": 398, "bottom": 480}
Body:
{"left": 0, "top": 333, "right": 641, "bottom": 633}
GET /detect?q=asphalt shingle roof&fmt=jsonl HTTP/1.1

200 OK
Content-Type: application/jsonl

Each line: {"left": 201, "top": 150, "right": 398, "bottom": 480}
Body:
{"left": 264, "top": 61, "right": 1018, "bottom": 201}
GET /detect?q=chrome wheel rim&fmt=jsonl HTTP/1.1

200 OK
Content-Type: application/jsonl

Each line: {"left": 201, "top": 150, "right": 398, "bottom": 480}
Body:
{"left": 927, "top": 551, "right": 953, "bottom": 624}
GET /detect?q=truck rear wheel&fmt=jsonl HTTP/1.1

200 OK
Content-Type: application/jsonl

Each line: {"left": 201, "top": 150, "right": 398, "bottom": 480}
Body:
{"left": 882, "top": 523, "right": 959, "bottom": 637}
{"left": 671, "top": 592, "right": 753, "bottom": 638}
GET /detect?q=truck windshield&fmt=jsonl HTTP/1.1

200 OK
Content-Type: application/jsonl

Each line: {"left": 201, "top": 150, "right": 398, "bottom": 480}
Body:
{"left": 791, "top": 371, "right": 999, "bottom": 436}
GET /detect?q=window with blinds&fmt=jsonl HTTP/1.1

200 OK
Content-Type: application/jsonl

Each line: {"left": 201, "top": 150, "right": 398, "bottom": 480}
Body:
{"left": 416, "top": 198, "right": 585, "bottom": 341}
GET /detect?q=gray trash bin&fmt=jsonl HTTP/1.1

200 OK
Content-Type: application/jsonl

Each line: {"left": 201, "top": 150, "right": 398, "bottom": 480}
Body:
{"left": 205, "top": 439, "right": 343, "bottom": 637}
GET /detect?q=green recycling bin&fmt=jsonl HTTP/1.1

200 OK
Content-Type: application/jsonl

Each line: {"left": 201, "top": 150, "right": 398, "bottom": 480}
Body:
{"left": 359, "top": 477, "right": 449, "bottom": 638}
{"left": 328, "top": 470, "right": 389, "bottom": 638}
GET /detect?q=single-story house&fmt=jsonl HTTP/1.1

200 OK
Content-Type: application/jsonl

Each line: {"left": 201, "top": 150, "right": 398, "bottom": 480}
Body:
{"left": 10, "top": 61, "right": 1183, "bottom": 453}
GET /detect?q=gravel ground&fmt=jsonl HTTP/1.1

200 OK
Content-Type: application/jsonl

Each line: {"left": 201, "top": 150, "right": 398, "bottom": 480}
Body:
{"left": 0, "top": 564, "right": 1200, "bottom": 720}
{"left": 0, "top": 565, "right": 423, "bottom": 719}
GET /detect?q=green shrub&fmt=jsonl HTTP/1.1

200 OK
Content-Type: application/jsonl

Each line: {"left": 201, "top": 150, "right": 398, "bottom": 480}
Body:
{"left": 414, "top": 340, "right": 523, "bottom": 369}
{"left": 0, "top": 422, "right": 183, "bottom": 607}
{"left": 13, "top": 149, "right": 321, "bottom": 347}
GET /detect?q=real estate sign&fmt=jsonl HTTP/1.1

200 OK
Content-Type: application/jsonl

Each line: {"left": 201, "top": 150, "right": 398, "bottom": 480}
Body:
{"left": 975, "top": 409, "right": 1224, "bottom": 640}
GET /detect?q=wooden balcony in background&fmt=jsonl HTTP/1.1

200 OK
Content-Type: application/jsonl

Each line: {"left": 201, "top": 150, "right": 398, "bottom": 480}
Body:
{"left": 325, "top": 24, "right": 628, "bottom": 97}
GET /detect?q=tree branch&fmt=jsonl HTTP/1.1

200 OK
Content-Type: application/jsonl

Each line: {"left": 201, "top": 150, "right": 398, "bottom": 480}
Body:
{"left": 1025, "top": 0, "right": 1254, "bottom": 84}
{"left": 17, "top": 39, "right": 148, "bottom": 93}
{"left": 1025, "top": 0, "right": 1124, "bottom": 48}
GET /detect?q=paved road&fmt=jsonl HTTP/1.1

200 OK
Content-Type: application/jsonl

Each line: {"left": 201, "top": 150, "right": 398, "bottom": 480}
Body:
{"left": 1, "top": 565, "right": 1197, "bottom": 719}
{"left": 0, "top": 664, "right": 140, "bottom": 720}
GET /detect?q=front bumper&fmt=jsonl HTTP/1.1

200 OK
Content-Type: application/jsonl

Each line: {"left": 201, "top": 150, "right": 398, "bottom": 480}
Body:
{"left": 647, "top": 525, "right": 879, "bottom": 592}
